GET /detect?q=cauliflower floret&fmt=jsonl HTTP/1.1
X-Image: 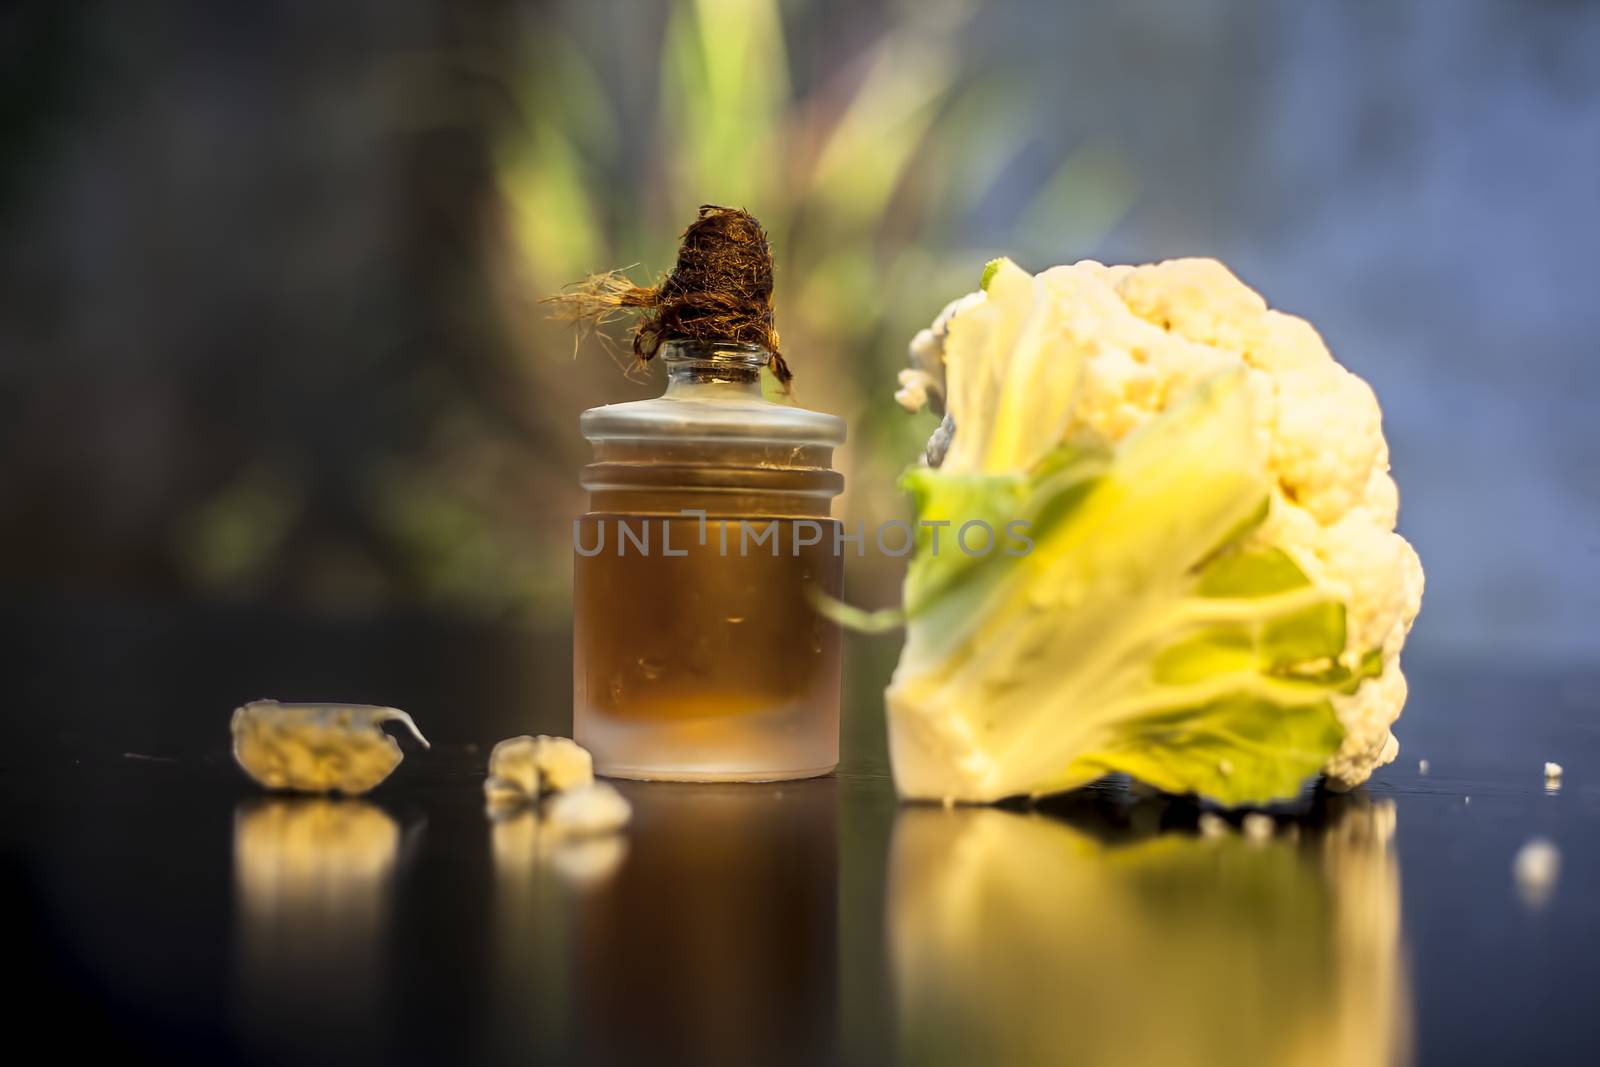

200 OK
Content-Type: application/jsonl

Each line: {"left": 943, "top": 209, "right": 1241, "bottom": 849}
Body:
{"left": 1325, "top": 667, "right": 1408, "bottom": 789}
{"left": 1269, "top": 365, "right": 1386, "bottom": 524}
{"left": 1363, "top": 468, "right": 1400, "bottom": 529}
{"left": 1115, "top": 261, "right": 1384, "bottom": 526}
{"left": 1069, "top": 342, "right": 1154, "bottom": 441}
{"left": 1310, "top": 509, "right": 1413, "bottom": 657}
{"left": 900, "top": 291, "right": 986, "bottom": 415}
{"left": 1249, "top": 310, "right": 1337, "bottom": 374}
{"left": 1115, "top": 257, "right": 1268, "bottom": 355}
{"left": 895, "top": 368, "right": 943, "bottom": 414}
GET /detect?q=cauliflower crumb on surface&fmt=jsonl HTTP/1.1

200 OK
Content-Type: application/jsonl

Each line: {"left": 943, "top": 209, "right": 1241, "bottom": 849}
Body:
{"left": 231, "top": 700, "right": 430, "bottom": 796}
{"left": 544, "top": 783, "right": 633, "bottom": 837}
{"left": 530, "top": 735, "right": 596, "bottom": 793}
{"left": 483, "top": 734, "right": 595, "bottom": 807}
{"left": 484, "top": 735, "right": 543, "bottom": 802}
{"left": 900, "top": 256, "right": 1423, "bottom": 796}
{"left": 482, "top": 735, "right": 627, "bottom": 844}
{"left": 1544, "top": 761, "right": 1563, "bottom": 781}
{"left": 1198, "top": 812, "right": 1231, "bottom": 838}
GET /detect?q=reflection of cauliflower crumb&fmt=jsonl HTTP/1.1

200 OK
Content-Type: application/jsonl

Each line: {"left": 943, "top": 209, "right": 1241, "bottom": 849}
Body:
{"left": 490, "top": 807, "right": 628, "bottom": 888}
{"left": 1513, "top": 838, "right": 1561, "bottom": 909}
{"left": 902, "top": 257, "right": 1423, "bottom": 794}
{"left": 1241, "top": 812, "right": 1275, "bottom": 842}
{"left": 551, "top": 834, "right": 629, "bottom": 885}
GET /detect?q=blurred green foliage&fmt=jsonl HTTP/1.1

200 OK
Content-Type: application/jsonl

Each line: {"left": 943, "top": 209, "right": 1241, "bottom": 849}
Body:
{"left": 461, "top": 0, "right": 1132, "bottom": 617}
{"left": 174, "top": 0, "right": 1132, "bottom": 618}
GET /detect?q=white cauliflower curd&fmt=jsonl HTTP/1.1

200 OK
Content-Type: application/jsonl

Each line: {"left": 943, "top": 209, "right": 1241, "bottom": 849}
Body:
{"left": 886, "top": 257, "right": 1423, "bottom": 804}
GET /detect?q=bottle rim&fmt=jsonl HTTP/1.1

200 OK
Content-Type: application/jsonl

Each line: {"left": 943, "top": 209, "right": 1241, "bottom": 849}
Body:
{"left": 659, "top": 339, "right": 769, "bottom": 367}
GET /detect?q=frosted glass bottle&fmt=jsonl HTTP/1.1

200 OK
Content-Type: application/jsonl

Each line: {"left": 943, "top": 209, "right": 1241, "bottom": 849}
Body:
{"left": 573, "top": 340, "right": 846, "bottom": 780}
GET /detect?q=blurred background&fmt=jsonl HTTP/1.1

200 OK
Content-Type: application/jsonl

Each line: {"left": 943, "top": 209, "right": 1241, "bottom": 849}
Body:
{"left": 3, "top": 0, "right": 1597, "bottom": 754}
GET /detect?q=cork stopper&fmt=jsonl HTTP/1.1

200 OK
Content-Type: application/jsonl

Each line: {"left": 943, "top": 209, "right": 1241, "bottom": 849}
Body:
{"left": 547, "top": 205, "right": 791, "bottom": 386}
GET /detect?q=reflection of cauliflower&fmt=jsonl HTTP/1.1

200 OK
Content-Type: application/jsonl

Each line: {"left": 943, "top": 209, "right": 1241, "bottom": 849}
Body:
{"left": 889, "top": 258, "right": 1422, "bottom": 802}
{"left": 889, "top": 799, "right": 1407, "bottom": 1066}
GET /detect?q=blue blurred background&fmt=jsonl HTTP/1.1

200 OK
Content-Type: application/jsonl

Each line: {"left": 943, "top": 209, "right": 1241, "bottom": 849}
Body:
{"left": 3, "top": 0, "right": 1597, "bottom": 737}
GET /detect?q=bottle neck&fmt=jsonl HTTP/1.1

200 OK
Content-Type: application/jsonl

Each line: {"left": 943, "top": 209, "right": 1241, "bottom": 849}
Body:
{"left": 661, "top": 340, "right": 767, "bottom": 399}
{"left": 581, "top": 338, "right": 845, "bottom": 517}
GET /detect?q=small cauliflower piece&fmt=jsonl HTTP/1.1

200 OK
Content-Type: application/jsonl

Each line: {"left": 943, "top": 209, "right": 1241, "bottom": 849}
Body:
{"left": 483, "top": 734, "right": 596, "bottom": 807}
{"left": 232, "top": 700, "right": 429, "bottom": 796}
{"left": 899, "top": 290, "right": 986, "bottom": 417}
{"left": 1543, "top": 761, "right": 1563, "bottom": 794}
{"left": 544, "top": 783, "right": 633, "bottom": 837}
{"left": 531, "top": 735, "right": 595, "bottom": 793}
{"left": 895, "top": 368, "right": 942, "bottom": 414}
{"left": 483, "top": 736, "right": 543, "bottom": 805}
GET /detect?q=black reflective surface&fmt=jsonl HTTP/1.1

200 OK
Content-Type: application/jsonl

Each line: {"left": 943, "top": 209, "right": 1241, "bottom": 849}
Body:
{"left": 4, "top": 597, "right": 1597, "bottom": 1065}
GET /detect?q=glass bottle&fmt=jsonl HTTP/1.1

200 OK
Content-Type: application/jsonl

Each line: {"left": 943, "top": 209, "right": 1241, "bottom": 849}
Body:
{"left": 573, "top": 340, "right": 846, "bottom": 780}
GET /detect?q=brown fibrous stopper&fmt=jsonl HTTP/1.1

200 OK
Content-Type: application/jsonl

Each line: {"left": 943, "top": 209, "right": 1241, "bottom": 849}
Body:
{"left": 546, "top": 205, "right": 791, "bottom": 385}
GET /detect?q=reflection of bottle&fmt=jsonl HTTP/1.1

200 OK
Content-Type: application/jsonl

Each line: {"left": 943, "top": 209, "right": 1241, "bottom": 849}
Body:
{"left": 232, "top": 799, "right": 402, "bottom": 1060}
{"left": 570, "top": 780, "right": 839, "bottom": 1062}
{"left": 888, "top": 795, "right": 1409, "bottom": 1067}
{"left": 574, "top": 340, "right": 846, "bottom": 781}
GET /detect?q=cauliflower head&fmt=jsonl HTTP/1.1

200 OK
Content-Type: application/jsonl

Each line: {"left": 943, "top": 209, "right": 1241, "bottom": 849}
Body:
{"left": 888, "top": 257, "right": 1422, "bottom": 804}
